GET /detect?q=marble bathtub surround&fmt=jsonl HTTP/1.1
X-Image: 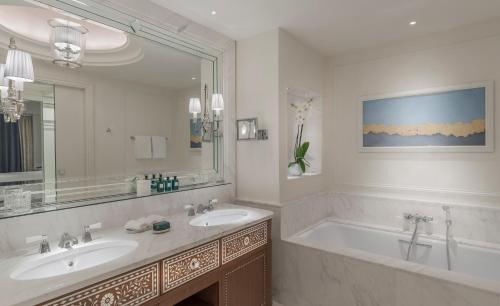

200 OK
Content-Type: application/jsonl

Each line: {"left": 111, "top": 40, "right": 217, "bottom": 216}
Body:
{"left": 274, "top": 241, "right": 500, "bottom": 306}
{"left": 276, "top": 189, "right": 500, "bottom": 306}
{"left": 282, "top": 190, "right": 500, "bottom": 246}
{"left": 0, "top": 184, "right": 233, "bottom": 255}
{"left": 0, "top": 203, "right": 273, "bottom": 306}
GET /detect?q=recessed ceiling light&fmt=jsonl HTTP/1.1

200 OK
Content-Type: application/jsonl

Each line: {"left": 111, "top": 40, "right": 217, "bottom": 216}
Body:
{"left": 409, "top": 21, "right": 417, "bottom": 26}
{"left": 211, "top": 10, "right": 217, "bottom": 15}
{"left": 192, "top": 77, "right": 197, "bottom": 80}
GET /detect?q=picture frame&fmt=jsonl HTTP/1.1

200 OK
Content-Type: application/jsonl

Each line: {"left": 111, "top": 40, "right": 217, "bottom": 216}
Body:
{"left": 190, "top": 117, "right": 202, "bottom": 151}
{"left": 359, "top": 81, "right": 494, "bottom": 153}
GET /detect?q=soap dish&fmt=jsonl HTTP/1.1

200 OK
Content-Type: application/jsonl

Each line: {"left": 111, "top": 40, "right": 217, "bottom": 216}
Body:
{"left": 152, "top": 221, "right": 171, "bottom": 234}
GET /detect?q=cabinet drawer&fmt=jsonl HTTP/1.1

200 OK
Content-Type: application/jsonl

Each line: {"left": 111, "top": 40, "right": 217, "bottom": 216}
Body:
{"left": 162, "top": 240, "right": 219, "bottom": 293}
{"left": 42, "top": 263, "right": 160, "bottom": 306}
{"left": 222, "top": 221, "right": 268, "bottom": 264}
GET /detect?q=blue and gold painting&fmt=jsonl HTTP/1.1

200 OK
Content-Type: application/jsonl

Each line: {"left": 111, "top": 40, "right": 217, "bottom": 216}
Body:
{"left": 190, "top": 118, "right": 202, "bottom": 149}
{"left": 362, "top": 87, "right": 486, "bottom": 148}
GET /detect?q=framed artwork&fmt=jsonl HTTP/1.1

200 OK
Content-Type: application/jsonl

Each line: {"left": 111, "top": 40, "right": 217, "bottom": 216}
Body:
{"left": 190, "top": 118, "right": 202, "bottom": 150}
{"left": 359, "top": 81, "right": 494, "bottom": 152}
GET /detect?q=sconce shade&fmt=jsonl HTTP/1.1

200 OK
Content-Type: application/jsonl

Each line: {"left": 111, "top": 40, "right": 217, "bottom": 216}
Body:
{"left": 5, "top": 48, "right": 34, "bottom": 82}
{"left": 189, "top": 97, "right": 201, "bottom": 114}
{"left": 211, "top": 93, "right": 224, "bottom": 111}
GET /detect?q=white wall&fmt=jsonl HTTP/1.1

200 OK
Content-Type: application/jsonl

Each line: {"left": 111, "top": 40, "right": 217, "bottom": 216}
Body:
{"left": 35, "top": 59, "right": 208, "bottom": 180}
{"left": 236, "top": 29, "right": 280, "bottom": 204}
{"left": 278, "top": 30, "right": 327, "bottom": 202}
{"left": 236, "top": 29, "right": 328, "bottom": 205}
{"left": 328, "top": 34, "right": 500, "bottom": 195}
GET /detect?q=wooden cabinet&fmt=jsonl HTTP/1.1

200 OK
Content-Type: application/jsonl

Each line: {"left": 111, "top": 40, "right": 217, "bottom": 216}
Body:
{"left": 39, "top": 220, "right": 271, "bottom": 306}
{"left": 221, "top": 247, "right": 271, "bottom": 306}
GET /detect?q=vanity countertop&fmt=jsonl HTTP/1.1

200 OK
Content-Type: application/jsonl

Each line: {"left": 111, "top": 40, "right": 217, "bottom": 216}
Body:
{"left": 0, "top": 203, "right": 273, "bottom": 306}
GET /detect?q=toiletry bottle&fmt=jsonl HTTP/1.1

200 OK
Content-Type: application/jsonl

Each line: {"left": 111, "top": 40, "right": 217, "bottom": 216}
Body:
{"left": 165, "top": 176, "right": 172, "bottom": 192}
{"left": 151, "top": 174, "right": 157, "bottom": 190}
{"left": 157, "top": 174, "right": 165, "bottom": 192}
{"left": 173, "top": 176, "right": 179, "bottom": 190}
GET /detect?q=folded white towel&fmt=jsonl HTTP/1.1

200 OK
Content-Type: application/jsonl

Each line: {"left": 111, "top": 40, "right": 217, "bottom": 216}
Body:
{"left": 152, "top": 136, "right": 167, "bottom": 159}
{"left": 124, "top": 215, "right": 167, "bottom": 233}
{"left": 124, "top": 219, "right": 149, "bottom": 232}
{"left": 134, "top": 136, "right": 152, "bottom": 159}
{"left": 145, "top": 214, "right": 166, "bottom": 224}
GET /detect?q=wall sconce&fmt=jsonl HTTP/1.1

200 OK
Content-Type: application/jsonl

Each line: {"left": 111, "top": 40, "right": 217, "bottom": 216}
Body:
{"left": 189, "top": 97, "right": 201, "bottom": 118}
{"left": 237, "top": 118, "right": 268, "bottom": 141}
{"left": 211, "top": 93, "right": 224, "bottom": 116}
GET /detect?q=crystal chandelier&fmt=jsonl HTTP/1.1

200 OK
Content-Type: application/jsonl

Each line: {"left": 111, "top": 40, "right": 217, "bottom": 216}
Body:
{"left": 0, "top": 38, "right": 34, "bottom": 123}
{"left": 48, "top": 19, "right": 88, "bottom": 68}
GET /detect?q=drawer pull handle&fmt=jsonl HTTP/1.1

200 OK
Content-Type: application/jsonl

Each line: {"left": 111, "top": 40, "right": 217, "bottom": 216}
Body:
{"left": 189, "top": 258, "right": 200, "bottom": 270}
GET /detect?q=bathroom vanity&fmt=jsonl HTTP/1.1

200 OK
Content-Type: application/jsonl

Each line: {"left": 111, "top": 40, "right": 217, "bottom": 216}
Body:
{"left": 0, "top": 204, "right": 272, "bottom": 306}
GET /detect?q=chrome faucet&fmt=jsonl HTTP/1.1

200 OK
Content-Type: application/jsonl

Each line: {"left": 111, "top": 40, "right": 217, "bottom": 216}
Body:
{"left": 58, "top": 232, "right": 79, "bottom": 249}
{"left": 403, "top": 213, "right": 433, "bottom": 261}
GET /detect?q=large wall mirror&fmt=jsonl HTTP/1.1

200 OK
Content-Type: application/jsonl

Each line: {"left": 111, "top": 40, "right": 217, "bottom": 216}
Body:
{"left": 0, "top": 0, "right": 226, "bottom": 218}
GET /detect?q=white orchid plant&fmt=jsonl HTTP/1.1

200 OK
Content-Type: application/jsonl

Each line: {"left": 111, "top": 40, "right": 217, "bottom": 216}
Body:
{"left": 289, "top": 98, "right": 313, "bottom": 173}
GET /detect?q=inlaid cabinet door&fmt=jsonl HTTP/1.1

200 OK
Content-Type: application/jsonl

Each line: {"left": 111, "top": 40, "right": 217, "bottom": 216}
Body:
{"left": 222, "top": 248, "right": 268, "bottom": 306}
{"left": 162, "top": 240, "right": 220, "bottom": 293}
{"left": 41, "top": 263, "right": 160, "bottom": 306}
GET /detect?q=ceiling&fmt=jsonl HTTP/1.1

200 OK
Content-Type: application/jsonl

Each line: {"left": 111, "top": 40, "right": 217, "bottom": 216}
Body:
{"left": 0, "top": 5, "right": 127, "bottom": 51}
{"left": 150, "top": 0, "right": 500, "bottom": 56}
{"left": 82, "top": 39, "right": 201, "bottom": 90}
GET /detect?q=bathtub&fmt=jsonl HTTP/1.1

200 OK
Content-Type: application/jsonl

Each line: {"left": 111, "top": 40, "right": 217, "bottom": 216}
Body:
{"left": 290, "top": 219, "right": 500, "bottom": 283}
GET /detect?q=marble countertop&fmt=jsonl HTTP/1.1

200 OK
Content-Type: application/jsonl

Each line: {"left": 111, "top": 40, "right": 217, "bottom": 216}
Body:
{"left": 0, "top": 203, "right": 273, "bottom": 306}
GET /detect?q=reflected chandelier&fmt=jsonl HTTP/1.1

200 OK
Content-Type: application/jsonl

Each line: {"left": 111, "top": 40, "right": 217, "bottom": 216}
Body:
{"left": 0, "top": 38, "right": 34, "bottom": 123}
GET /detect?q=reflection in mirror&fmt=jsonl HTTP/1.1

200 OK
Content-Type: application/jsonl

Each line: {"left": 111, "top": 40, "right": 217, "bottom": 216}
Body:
{"left": 0, "top": 1, "right": 224, "bottom": 218}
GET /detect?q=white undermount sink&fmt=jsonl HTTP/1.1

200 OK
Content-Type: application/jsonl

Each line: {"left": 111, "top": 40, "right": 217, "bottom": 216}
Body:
{"left": 189, "top": 209, "right": 250, "bottom": 227}
{"left": 10, "top": 239, "right": 138, "bottom": 280}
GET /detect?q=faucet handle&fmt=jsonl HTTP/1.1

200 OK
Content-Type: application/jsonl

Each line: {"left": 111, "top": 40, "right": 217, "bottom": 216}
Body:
{"left": 25, "top": 234, "right": 48, "bottom": 244}
{"left": 82, "top": 223, "right": 101, "bottom": 243}
{"left": 184, "top": 204, "right": 195, "bottom": 216}
{"left": 85, "top": 222, "right": 102, "bottom": 230}
{"left": 208, "top": 198, "right": 218, "bottom": 211}
{"left": 26, "top": 234, "right": 51, "bottom": 254}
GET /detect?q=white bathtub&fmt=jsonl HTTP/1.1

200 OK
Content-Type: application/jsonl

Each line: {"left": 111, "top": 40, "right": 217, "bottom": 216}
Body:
{"left": 291, "top": 219, "right": 500, "bottom": 283}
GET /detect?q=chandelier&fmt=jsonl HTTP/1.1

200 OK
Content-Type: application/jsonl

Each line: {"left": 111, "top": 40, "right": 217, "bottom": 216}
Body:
{"left": 0, "top": 38, "right": 34, "bottom": 123}
{"left": 48, "top": 19, "right": 88, "bottom": 68}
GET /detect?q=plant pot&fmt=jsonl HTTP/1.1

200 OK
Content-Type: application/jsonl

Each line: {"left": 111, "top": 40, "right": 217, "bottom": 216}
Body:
{"left": 288, "top": 163, "right": 302, "bottom": 177}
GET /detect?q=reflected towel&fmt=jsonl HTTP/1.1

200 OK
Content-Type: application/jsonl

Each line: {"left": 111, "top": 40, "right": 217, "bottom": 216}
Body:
{"left": 134, "top": 136, "right": 152, "bottom": 159}
{"left": 152, "top": 136, "right": 167, "bottom": 159}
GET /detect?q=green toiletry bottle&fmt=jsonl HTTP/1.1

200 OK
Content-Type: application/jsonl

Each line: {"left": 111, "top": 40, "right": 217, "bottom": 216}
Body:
{"left": 165, "top": 176, "right": 172, "bottom": 192}
{"left": 157, "top": 174, "right": 164, "bottom": 192}
{"left": 172, "top": 176, "right": 179, "bottom": 190}
{"left": 151, "top": 174, "right": 157, "bottom": 190}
